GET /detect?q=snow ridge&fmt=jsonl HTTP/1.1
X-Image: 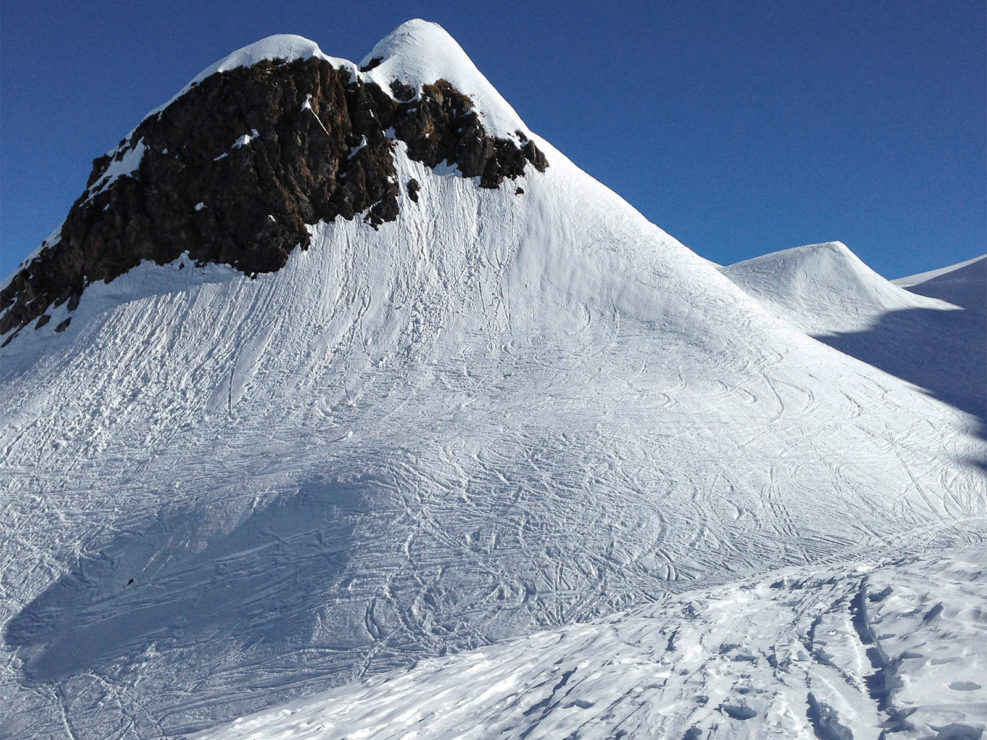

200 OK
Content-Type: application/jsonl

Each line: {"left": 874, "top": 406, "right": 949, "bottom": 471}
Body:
{"left": 895, "top": 254, "right": 987, "bottom": 312}
{"left": 721, "top": 241, "right": 955, "bottom": 334}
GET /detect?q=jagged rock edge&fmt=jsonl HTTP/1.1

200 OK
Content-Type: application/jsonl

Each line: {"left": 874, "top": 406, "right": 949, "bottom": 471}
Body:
{"left": 0, "top": 56, "right": 548, "bottom": 341}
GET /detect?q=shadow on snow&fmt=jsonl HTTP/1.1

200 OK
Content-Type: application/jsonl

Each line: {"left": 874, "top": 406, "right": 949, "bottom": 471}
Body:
{"left": 5, "top": 475, "right": 370, "bottom": 683}
{"left": 817, "top": 296, "right": 986, "bottom": 450}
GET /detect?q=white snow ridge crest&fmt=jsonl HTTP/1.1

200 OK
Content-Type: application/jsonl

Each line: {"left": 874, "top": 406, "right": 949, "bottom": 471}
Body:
{"left": 1, "top": 19, "right": 985, "bottom": 740}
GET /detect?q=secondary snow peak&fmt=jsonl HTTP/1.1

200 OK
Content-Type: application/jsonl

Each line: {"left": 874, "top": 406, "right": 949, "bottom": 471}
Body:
{"left": 721, "top": 240, "right": 955, "bottom": 334}
{"left": 359, "top": 20, "right": 528, "bottom": 137}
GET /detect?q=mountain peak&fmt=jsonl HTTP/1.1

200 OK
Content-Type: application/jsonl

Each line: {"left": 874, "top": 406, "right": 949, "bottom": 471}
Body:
{"left": 361, "top": 19, "right": 460, "bottom": 68}
{"left": 359, "top": 20, "right": 525, "bottom": 136}
{"left": 0, "top": 20, "right": 548, "bottom": 342}
{"left": 157, "top": 21, "right": 524, "bottom": 140}
{"left": 144, "top": 34, "right": 343, "bottom": 124}
{"left": 190, "top": 33, "right": 333, "bottom": 81}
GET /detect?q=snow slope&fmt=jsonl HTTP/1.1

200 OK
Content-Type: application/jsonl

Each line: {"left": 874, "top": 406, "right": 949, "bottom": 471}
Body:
{"left": 724, "top": 245, "right": 987, "bottom": 430}
{"left": 720, "top": 241, "right": 956, "bottom": 335}
{"left": 1, "top": 20, "right": 985, "bottom": 738}
{"left": 199, "top": 538, "right": 987, "bottom": 740}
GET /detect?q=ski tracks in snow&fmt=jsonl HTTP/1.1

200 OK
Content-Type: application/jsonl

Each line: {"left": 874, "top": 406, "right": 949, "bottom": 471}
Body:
{"left": 200, "top": 541, "right": 987, "bottom": 739}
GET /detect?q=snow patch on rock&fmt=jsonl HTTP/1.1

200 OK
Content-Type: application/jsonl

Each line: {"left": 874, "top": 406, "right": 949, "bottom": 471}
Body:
{"left": 359, "top": 19, "right": 528, "bottom": 138}
{"left": 88, "top": 138, "right": 147, "bottom": 197}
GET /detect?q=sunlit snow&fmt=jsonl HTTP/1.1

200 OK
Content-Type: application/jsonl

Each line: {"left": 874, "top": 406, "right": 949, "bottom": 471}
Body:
{"left": 0, "top": 19, "right": 984, "bottom": 740}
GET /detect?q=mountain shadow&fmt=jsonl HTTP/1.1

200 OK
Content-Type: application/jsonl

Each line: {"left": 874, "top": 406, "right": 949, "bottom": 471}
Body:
{"left": 5, "top": 475, "right": 369, "bottom": 683}
{"left": 817, "top": 298, "right": 986, "bottom": 447}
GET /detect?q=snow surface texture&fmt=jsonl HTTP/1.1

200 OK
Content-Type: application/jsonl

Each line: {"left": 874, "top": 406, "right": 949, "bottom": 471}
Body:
{"left": 199, "top": 543, "right": 987, "bottom": 740}
{"left": 1, "top": 20, "right": 985, "bottom": 738}
{"left": 720, "top": 241, "right": 957, "bottom": 336}
{"left": 723, "top": 246, "right": 987, "bottom": 432}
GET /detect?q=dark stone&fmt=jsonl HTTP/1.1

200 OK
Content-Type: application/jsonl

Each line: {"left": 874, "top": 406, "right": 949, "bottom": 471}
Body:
{"left": 719, "top": 703, "right": 757, "bottom": 720}
{"left": 389, "top": 79, "right": 416, "bottom": 102}
{"left": 407, "top": 178, "right": 420, "bottom": 203}
{"left": 359, "top": 56, "right": 383, "bottom": 72}
{"left": 54, "top": 318, "right": 71, "bottom": 333}
{"left": 0, "top": 57, "right": 548, "bottom": 338}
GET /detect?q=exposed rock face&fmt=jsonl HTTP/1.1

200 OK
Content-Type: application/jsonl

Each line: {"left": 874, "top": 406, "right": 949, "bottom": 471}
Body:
{"left": 0, "top": 56, "right": 547, "bottom": 340}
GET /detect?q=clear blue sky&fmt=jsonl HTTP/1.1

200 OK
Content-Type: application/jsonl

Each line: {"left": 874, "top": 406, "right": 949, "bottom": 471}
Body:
{"left": 1, "top": 0, "right": 984, "bottom": 280}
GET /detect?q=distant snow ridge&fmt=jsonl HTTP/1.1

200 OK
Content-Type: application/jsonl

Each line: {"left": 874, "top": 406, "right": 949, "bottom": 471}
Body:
{"left": 895, "top": 253, "right": 987, "bottom": 312}
{"left": 1, "top": 18, "right": 985, "bottom": 740}
{"left": 721, "top": 241, "right": 955, "bottom": 335}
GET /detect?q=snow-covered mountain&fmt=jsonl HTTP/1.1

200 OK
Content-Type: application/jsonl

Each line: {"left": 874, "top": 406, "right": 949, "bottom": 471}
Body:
{"left": 719, "top": 241, "right": 957, "bottom": 335}
{"left": 1, "top": 20, "right": 984, "bottom": 738}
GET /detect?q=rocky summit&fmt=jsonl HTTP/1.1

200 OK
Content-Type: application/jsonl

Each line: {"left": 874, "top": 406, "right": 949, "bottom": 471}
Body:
{"left": 0, "top": 54, "right": 546, "bottom": 341}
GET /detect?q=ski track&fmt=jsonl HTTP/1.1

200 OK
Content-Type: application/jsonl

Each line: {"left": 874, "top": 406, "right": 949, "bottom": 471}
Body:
{"left": 0, "top": 53, "right": 985, "bottom": 738}
{"left": 198, "top": 542, "right": 987, "bottom": 740}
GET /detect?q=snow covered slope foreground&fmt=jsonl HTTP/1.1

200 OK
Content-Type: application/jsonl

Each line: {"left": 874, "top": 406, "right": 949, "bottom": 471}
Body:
{"left": 723, "top": 246, "right": 987, "bottom": 437}
{"left": 1, "top": 20, "right": 985, "bottom": 737}
{"left": 200, "top": 537, "right": 987, "bottom": 740}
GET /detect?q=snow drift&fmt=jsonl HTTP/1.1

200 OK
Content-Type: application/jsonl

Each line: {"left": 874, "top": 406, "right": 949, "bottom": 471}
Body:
{"left": 200, "top": 539, "right": 987, "bottom": 739}
{"left": 720, "top": 240, "right": 956, "bottom": 335}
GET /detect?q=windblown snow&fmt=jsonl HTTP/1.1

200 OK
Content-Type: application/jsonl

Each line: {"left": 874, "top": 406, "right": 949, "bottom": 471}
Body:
{"left": 1, "top": 19, "right": 984, "bottom": 739}
{"left": 199, "top": 541, "right": 987, "bottom": 740}
{"left": 720, "top": 241, "right": 957, "bottom": 335}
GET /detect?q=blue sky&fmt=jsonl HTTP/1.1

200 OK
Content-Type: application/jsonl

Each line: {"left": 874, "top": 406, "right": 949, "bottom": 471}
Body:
{"left": 1, "top": 0, "right": 983, "bottom": 280}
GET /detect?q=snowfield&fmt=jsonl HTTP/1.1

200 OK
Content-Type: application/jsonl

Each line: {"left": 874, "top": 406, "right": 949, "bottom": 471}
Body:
{"left": 0, "top": 19, "right": 984, "bottom": 739}
{"left": 198, "top": 540, "right": 987, "bottom": 739}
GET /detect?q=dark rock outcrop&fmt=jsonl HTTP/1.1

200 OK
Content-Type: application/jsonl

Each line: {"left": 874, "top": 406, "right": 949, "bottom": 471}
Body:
{"left": 0, "top": 56, "right": 547, "bottom": 340}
